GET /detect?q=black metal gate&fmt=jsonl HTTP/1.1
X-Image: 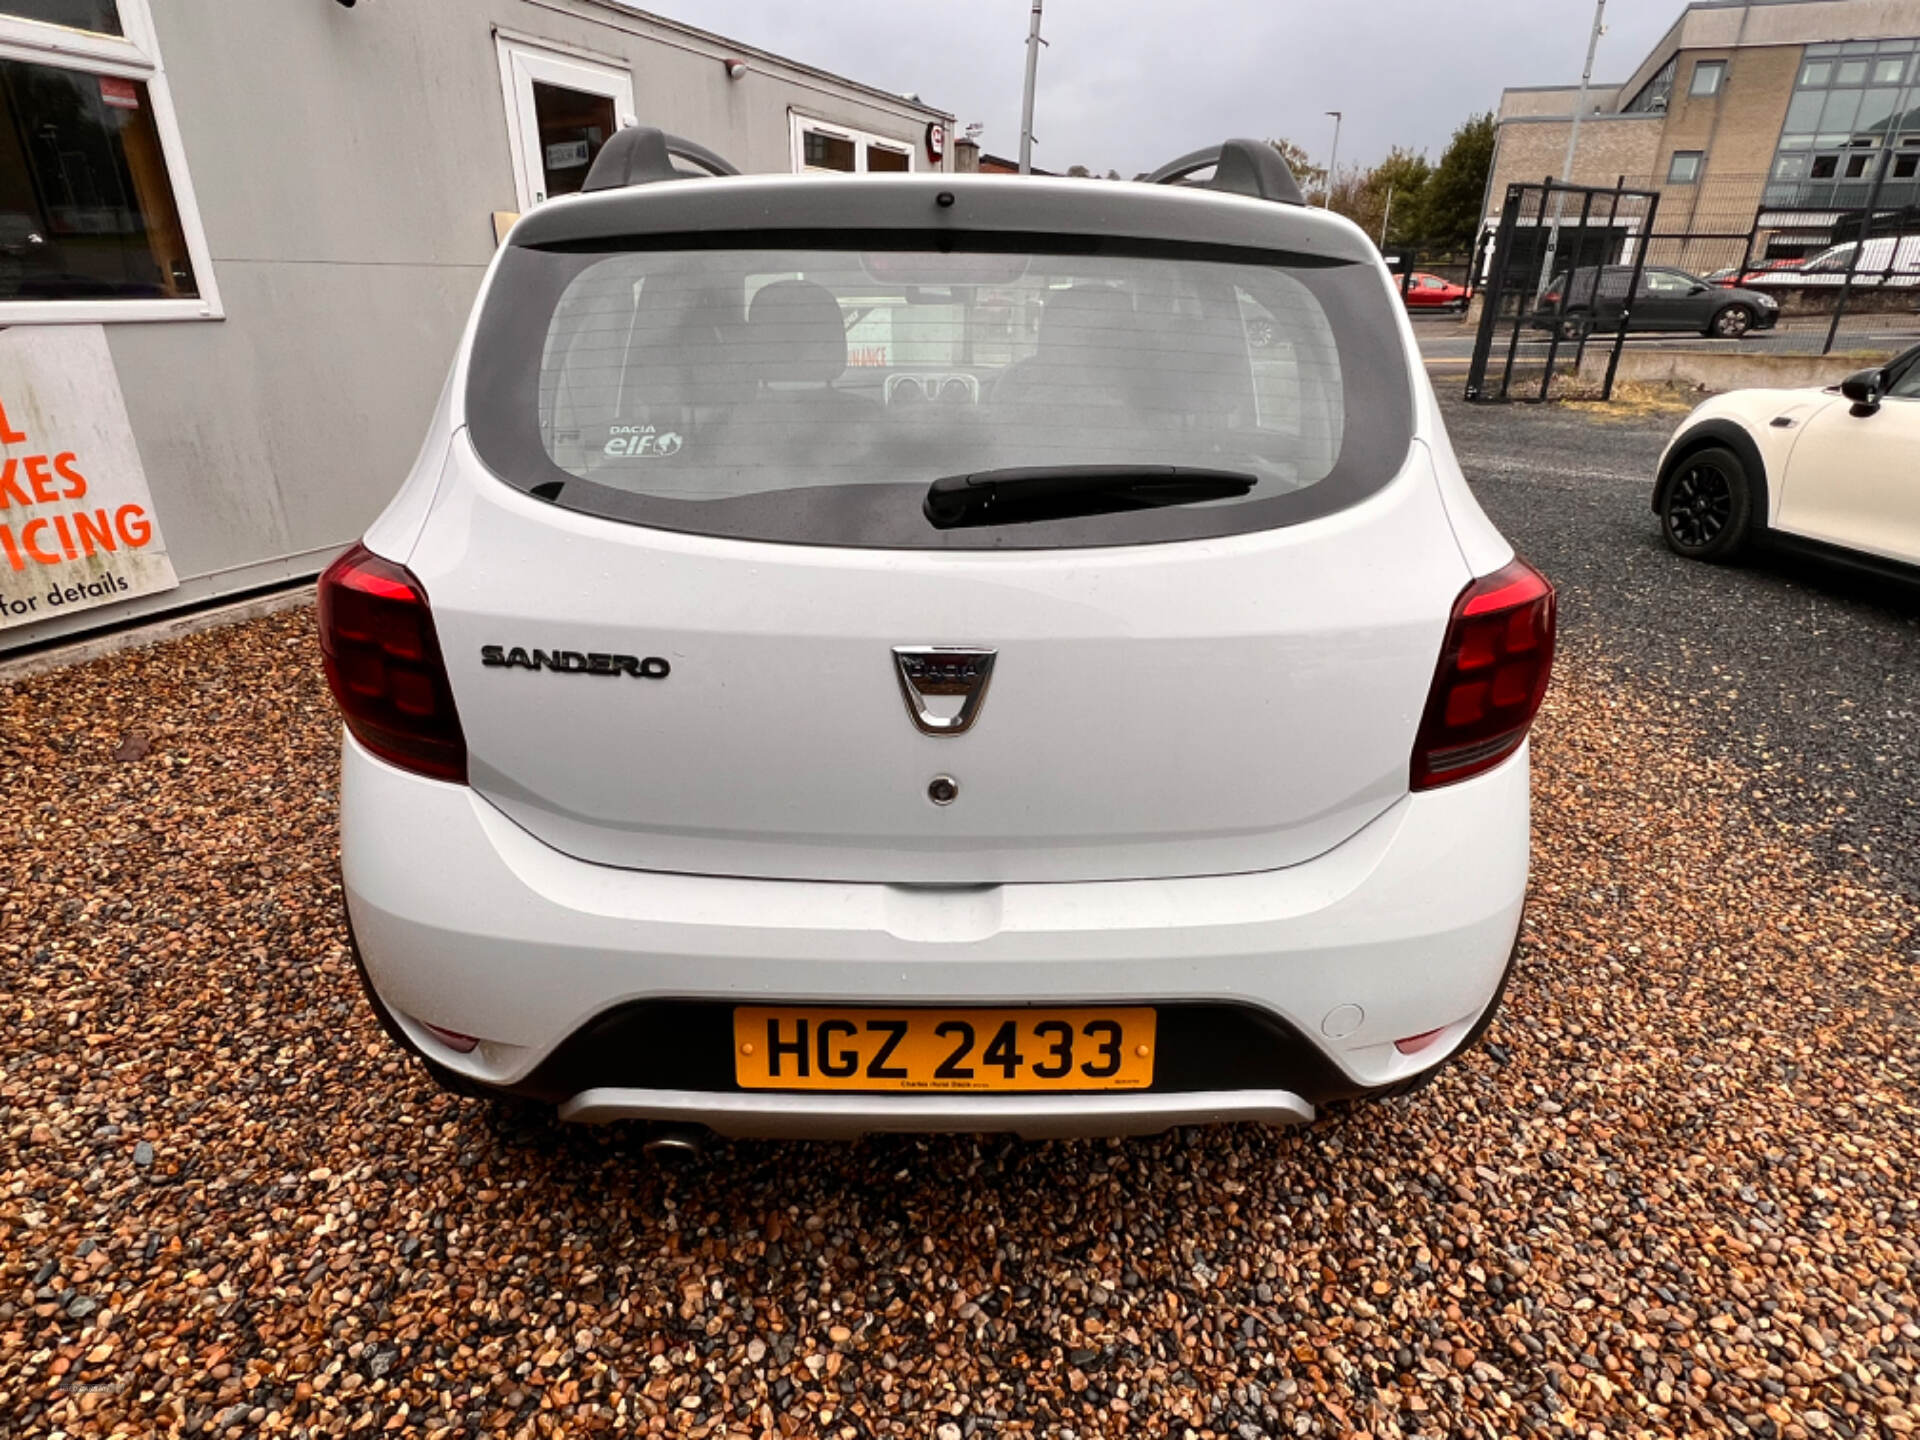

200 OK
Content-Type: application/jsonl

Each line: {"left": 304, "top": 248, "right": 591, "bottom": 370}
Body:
{"left": 1465, "top": 178, "right": 1662, "bottom": 403}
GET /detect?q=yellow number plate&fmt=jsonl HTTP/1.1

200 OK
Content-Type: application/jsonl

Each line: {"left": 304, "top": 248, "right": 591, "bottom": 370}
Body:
{"left": 732, "top": 1007, "right": 1156, "bottom": 1092}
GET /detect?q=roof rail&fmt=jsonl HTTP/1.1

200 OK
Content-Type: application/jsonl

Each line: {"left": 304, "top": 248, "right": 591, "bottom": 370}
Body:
{"left": 582, "top": 126, "right": 740, "bottom": 192}
{"left": 1145, "top": 139, "right": 1305, "bottom": 207}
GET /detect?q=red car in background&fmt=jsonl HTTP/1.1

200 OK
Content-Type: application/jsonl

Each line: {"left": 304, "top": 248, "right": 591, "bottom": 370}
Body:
{"left": 1402, "top": 272, "right": 1468, "bottom": 310}
{"left": 1706, "top": 258, "right": 1805, "bottom": 287}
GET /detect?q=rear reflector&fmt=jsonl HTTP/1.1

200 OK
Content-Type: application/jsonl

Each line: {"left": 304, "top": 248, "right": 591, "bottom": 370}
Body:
{"left": 421, "top": 1021, "right": 480, "bottom": 1054}
{"left": 1394, "top": 1027, "right": 1446, "bottom": 1056}
{"left": 317, "top": 543, "right": 468, "bottom": 783}
{"left": 1411, "top": 557, "right": 1555, "bottom": 790}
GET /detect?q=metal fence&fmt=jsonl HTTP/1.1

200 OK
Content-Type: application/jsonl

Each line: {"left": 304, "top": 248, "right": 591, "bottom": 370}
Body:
{"left": 1464, "top": 170, "right": 1920, "bottom": 403}
{"left": 1466, "top": 179, "right": 1660, "bottom": 403}
{"left": 1611, "top": 168, "right": 1920, "bottom": 359}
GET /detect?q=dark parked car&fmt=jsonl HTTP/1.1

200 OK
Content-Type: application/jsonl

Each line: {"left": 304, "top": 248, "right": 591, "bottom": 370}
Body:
{"left": 1532, "top": 265, "right": 1780, "bottom": 340}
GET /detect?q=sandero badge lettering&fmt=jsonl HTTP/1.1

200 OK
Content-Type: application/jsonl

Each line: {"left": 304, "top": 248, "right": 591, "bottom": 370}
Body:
{"left": 318, "top": 129, "right": 1553, "bottom": 1140}
{"left": 480, "top": 646, "right": 671, "bottom": 678}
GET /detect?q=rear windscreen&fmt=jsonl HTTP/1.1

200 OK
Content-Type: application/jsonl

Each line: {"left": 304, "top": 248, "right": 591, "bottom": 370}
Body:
{"left": 466, "top": 235, "right": 1414, "bottom": 548}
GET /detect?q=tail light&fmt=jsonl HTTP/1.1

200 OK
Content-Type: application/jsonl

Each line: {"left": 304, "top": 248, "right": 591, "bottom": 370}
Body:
{"left": 317, "top": 543, "right": 467, "bottom": 783}
{"left": 1541, "top": 289, "right": 1561, "bottom": 305}
{"left": 1411, "top": 558, "right": 1555, "bottom": 790}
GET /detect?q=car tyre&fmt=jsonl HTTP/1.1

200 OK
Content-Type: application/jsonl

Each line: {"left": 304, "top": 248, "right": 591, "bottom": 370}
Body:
{"left": 1556, "top": 311, "right": 1592, "bottom": 342}
{"left": 1661, "top": 445, "right": 1753, "bottom": 561}
{"left": 1709, "top": 304, "right": 1754, "bottom": 338}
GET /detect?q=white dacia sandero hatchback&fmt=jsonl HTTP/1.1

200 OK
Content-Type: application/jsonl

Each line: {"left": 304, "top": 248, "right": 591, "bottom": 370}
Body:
{"left": 320, "top": 130, "right": 1552, "bottom": 1141}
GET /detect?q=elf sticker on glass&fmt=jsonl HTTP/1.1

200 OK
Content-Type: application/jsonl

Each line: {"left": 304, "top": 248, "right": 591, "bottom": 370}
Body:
{"left": 0, "top": 326, "right": 176, "bottom": 629}
{"left": 604, "top": 424, "right": 683, "bottom": 458}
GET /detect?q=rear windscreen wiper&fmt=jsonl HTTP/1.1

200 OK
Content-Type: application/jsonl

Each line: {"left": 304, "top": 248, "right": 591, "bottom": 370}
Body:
{"left": 923, "top": 465, "right": 1256, "bottom": 530}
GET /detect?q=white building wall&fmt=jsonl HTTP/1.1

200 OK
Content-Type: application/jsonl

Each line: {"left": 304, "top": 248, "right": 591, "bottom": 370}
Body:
{"left": 3, "top": 0, "right": 950, "bottom": 650}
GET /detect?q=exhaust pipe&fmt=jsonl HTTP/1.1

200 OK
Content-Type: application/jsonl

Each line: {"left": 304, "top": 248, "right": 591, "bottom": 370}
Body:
{"left": 642, "top": 1122, "right": 707, "bottom": 1159}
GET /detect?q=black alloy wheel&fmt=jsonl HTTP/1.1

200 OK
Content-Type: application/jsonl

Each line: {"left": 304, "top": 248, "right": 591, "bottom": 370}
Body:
{"left": 1660, "top": 445, "right": 1753, "bottom": 561}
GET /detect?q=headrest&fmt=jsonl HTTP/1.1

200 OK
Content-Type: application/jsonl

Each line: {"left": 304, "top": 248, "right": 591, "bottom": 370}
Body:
{"left": 622, "top": 273, "right": 730, "bottom": 406}
{"left": 1037, "top": 284, "right": 1137, "bottom": 360}
{"left": 748, "top": 279, "right": 848, "bottom": 384}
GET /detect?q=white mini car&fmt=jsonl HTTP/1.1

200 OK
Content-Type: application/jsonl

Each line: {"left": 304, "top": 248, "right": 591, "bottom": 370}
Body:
{"left": 1655, "top": 343, "right": 1920, "bottom": 572}
{"left": 319, "top": 131, "right": 1553, "bottom": 1140}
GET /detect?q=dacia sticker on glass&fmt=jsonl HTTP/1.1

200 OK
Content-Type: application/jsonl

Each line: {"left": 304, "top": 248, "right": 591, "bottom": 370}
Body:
{"left": 605, "top": 424, "right": 683, "bottom": 459}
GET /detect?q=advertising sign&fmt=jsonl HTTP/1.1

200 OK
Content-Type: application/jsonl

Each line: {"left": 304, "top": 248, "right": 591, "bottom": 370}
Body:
{"left": 0, "top": 326, "right": 176, "bottom": 629}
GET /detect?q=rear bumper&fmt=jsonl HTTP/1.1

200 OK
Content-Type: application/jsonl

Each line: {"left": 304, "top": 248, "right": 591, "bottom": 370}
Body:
{"left": 557, "top": 1087, "right": 1316, "bottom": 1139}
{"left": 341, "top": 734, "right": 1529, "bottom": 1135}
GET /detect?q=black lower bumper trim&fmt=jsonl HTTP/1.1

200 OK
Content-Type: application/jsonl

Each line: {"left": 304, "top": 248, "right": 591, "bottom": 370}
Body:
{"left": 512, "top": 999, "right": 1374, "bottom": 1106}
{"left": 346, "top": 913, "right": 1523, "bottom": 1112}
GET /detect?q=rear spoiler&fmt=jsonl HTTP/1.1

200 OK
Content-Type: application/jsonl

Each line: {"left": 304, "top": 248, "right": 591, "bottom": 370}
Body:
{"left": 582, "top": 128, "right": 1305, "bottom": 207}
{"left": 1143, "top": 140, "right": 1306, "bottom": 206}
{"left": 582, "top": 127, "right": 740, "bottom": 191}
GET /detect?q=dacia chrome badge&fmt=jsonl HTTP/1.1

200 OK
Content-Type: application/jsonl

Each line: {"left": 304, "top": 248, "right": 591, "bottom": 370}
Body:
{"left": 892, "top": 646, "right": 996, "bottom": 736}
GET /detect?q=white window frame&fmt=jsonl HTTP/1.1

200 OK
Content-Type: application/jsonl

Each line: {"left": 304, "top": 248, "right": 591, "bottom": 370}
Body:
{"left": 495, "top": 36, "right": 636, "bottom": 212}
{"left": 1690, "top": 59, "right": 1726, "bottom": 97}
{"left": 0, "top": 0, "right": 222, "bottom": 323}
{"left": 1667, "top": 150, "right": 1704, "bottom": 184}
{"left": 788, "top": 112, "right": 915, "bottom": 174}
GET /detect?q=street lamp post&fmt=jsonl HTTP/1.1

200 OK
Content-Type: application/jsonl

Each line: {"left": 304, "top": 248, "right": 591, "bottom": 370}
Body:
{"left": 1018, "top": 0, "right": 1045, "bottom": 175}
{"left": 1538, "top": 0, "right": 1608, "bottom": 293}
{"left": 1323, "top": 110, "right": 1342, "bottom": 209}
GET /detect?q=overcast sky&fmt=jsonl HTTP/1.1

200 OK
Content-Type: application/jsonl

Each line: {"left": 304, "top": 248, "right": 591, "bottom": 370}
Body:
{"left": 627, "top": 0, "right": 1680, "bottom": 176}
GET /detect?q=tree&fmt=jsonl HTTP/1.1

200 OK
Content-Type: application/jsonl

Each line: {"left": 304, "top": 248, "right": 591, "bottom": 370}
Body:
{"left": 1419, "top": 112, "right": 1496, "bottom": 255}
{"left": 1321, "top": 148, "right": 1434, "bottom": 246}
{"left": 1267, "top": 138, "right": 1327, "bottom": 203}
{"left": 1323, "top": 165, "right": 1379, "bottom": 236}
{"left": 1370, "top": 147, "right": 1435, "bottom": 248}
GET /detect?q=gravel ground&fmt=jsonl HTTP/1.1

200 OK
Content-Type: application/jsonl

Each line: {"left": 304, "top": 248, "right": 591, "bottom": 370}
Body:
{"left": 4, "top": 399, "right": 1919, "bottom": 1439}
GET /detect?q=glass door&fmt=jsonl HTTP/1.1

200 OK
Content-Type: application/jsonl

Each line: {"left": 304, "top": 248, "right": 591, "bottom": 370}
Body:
{"left": 498, "top": 40, "right": 635, "bottom": 209}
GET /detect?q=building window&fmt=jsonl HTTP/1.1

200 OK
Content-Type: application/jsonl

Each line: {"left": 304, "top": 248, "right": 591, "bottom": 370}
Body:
{"left": 1667, "top": 150, "right": 1703, "bottom": 184}
{"left": 1768, "top": 37, "right": 1920, "bottom": 206}
{"left": 1623, "top": 56, "right": 1676, "bottom": 113}
{"left": 1690, "top": 60, "right": 1726, "bottom": 98}
{"left": 1821, "top": 88, "right": 1863, "bottom": 135}
{"left": 0, "top": 2, "right": 120, "bottom": 34}
{"left": 496, "top": 40, "right": 635, "bottom": 211}
{"left": 0, "top": 0, "right": 218, "bottom": 322}
{"left": 1857, "top": 87, "right": 1902, "bottom": 135}
{"left": 790, "top": 114, "right": 915, "bottom": 174}
{"left": 802, "top": 130, "right": 856, "bottom": 171}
